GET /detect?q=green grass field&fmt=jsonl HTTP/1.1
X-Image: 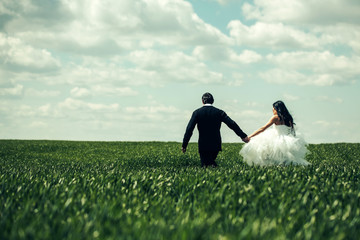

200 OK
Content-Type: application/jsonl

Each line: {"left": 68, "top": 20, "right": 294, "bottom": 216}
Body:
{"left": 1, "top": 140, "right": 360, "bottom": 239}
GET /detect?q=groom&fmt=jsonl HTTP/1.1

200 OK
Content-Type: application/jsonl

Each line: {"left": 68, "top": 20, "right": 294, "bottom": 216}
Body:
{"left": 182, "top": 92, "right": 249, "bottom": 167}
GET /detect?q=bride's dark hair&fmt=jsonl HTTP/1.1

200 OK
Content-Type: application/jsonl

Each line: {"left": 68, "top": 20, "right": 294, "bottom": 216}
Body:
{"left": 273, "top": 100, "right": 295, "bottom": 130}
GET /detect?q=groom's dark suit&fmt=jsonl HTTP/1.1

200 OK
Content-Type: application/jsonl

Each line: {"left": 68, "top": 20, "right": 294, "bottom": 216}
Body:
{"left": 182, "top": 104, "right": 247, "bottom": 167}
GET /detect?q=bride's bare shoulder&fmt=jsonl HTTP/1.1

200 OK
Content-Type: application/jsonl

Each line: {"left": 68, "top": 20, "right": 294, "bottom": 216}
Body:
{"left": 271, "top": 115, "right": 282, "bottom": 124}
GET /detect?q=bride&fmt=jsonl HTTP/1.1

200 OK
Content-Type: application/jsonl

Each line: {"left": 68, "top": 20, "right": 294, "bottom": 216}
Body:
{"left": 240, "top": 100, "right": 310, "bottom": 166}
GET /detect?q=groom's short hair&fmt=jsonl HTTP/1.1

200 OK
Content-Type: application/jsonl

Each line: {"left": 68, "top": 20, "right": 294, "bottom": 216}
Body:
{"left": 202, "top": 92, "right": 214, "bottom": 104}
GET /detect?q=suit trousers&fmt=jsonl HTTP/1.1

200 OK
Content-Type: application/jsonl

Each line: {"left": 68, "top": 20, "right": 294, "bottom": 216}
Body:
{"left": 199, "top": 151, "right": 219, "bottom": 167}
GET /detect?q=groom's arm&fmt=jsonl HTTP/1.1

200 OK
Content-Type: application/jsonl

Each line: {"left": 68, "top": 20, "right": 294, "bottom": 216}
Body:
{"left": 221, "top": 111, "right": 248, "bottom": 139}
{"left": 182, "top": 111, "right": 197, "bottom": 151}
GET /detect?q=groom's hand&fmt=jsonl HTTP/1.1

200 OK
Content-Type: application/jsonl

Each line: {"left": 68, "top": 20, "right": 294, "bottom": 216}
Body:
{"left": 242, "top": 136, "right": 250, "bottom": 143}
{"left": 181, "top": 147, "right": 186, "bottom": 153}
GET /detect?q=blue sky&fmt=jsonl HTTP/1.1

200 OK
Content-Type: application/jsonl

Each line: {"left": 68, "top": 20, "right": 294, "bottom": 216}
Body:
{"left": 0, "top": 0, "right": 359, "bottom": 143}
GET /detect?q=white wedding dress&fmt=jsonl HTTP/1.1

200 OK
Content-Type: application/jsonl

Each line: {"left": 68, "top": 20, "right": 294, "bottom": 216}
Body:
{"left": 240, "top": 124, "right": 310, "bottom": 166}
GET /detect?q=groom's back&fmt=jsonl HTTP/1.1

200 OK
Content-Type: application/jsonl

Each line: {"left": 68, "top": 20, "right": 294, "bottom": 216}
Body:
{"left": 182, "top": 92, "right": 247, "bottom": 154}
{"left": 196, "top": 106, "right": 223, "bottom": 131}
{"left": 195, "top": 106, "right": 225, "bottom": 151}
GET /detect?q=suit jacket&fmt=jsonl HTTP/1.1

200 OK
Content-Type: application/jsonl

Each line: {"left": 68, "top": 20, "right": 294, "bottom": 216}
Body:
{"left": 182, "top": 105, "right": 247, "bottom": 152}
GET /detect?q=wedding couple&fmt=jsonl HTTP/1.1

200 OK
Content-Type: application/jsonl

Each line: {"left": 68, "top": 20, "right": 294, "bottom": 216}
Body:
{"left": 182, "top": 92, "right": 309, "bottom": 167}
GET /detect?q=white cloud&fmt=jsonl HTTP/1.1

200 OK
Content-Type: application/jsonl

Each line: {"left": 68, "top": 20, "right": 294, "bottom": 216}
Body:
{"left": 242, "top": 0, "right": 360, "bottom": 25}
{"left": 0, "top": 84, "right": 23, "bottom": 96}
{"left": 314, "top": 120, "right": 341, "bottom": 128}
{"left": 45, "top": 50, "right": 225, "bottom": 87}
{"left": 70, "top": 85, "right": 138, "bottom": 98}
{"left": 264, "top": 51, "right": 360, "bottom": 85}
{"left": 235, "top": 50, "right": 263, "bottom": 64}
{"left": 0, "top": 102, "right": 61, "bottom": 119}
{"left": 30, "top": 121, "right": 48, "bottom": 128}
{"left": 59, "top": 61, "right": 157, "bottom": 86}
{"left": 25, "top": 88, "right": 61, "bottom": 97}
{"left": 245, "top": 102, "right": 259, "bottom": 107}
{"left": 267, "top": 51, "right": 360, "bottom": 74}
{"left": 88, "top": 102, "right": 119, "bottom": 111}
{"left": 2, "top": 0, "right": 230, "bottom": 54}
{"left": 233, "top": 110, "right": 267, "bottom": 119}
{"left": 59, "top": 98, "right": 119, "bottom": 112}
{"left": 212, "top": 0, "right": 232, "bottom": 5}
{"left": 38, "top": 104, "right": 52, "bottom": 117}
{"left": 228, "top": 72, "right": 244, "bottom": 86}
{"left": 129, "top": 49, "right": 225, "bottom": 84}
{"left": 259, "top": 69, "right": 345, "bottom": 86}
{"left": 0, "top": 33, "right": 60, "bottom": 71}
{"left": 121, "top": 103, "right": 188, "bottom": 124}
{"left": 0, "top": 101, "right": 8, "bottom": 112}
{"left": 193, "top": 46, "right": 262, "bottom": 64}
{"left": 92, "top": 85, "right": 138, "bottom": 97}
{"left": 13, "top": 104, "right": 36, "bottom": 118}
{"left": 315, "top": 96, "right": 343, "bottom": 104}
{"left": 242, "top": 0, "right": 304, "bottom": 23}
{"left": 126, "top": 105, "right": 178, "bottom": 114}
{"left": 0, "top": 70, "right": 12, "bottom": 86}
{"left": 240, "top": 0, "right": 360, "bottom": 51}
{"left": 283, "top": 93, "right": 299, "bottom": 101}
{"left": 315, "top": 24, "right": 360, "bottom": 52}
{"left": 228, "top": 20, "right": 320, "bottom": 49}
{"left": 70, "top": 87, "right": 91, "bottom": 98}
{"left": 193, "top": 46, "right": 229, "bottom": 61}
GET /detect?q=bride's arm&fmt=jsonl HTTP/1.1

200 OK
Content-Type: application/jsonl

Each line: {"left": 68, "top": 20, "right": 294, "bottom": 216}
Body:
{"left": 248, "top": 115, "right": 278, "bottom": 139}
